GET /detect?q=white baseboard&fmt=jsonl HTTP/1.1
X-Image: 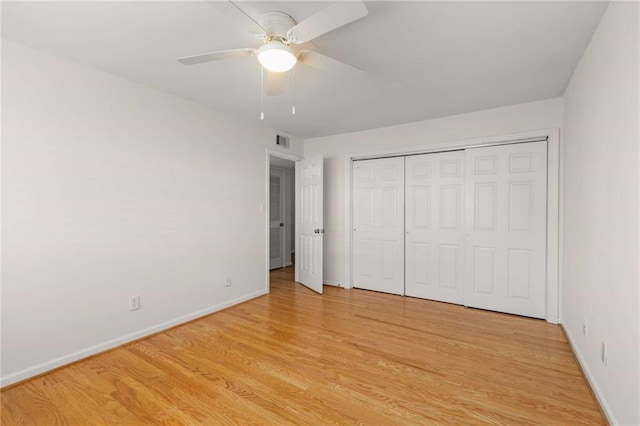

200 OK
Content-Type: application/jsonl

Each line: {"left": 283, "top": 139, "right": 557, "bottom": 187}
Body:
{"left": 562, "top": 324, "right": 616, "bottom": 425}
{"left": 324, "top": 279, "right": 342, "bottom": 287}
{"left": 0, "top": 289, "right": 268, "bottom": 388}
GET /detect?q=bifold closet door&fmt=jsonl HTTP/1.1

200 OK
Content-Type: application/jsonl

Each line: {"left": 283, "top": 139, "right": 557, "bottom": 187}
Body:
{"left": 464, "top": 141, "right": 547, "bottom": 319}
{"left": 405, "top": 151, "right": 465, "bottom": 304}
{"left": 352, "top": 157, "right": 405, "bottom": 295}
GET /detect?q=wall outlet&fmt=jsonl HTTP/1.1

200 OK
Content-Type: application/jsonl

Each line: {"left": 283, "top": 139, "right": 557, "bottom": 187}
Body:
{"left": 129, "top": 295, "right": 141, "bottom": 311}
{"left": 583, "top": 318, "right": 588, "bottom": 336}
{"left": 225, "top": 276, "right": 232, "bottom": 287}
{"left": 601, "top": 342, "right": 607, "bottom": 366}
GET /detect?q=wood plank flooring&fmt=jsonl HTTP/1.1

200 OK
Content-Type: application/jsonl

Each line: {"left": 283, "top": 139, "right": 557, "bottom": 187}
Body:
{"left": 1, "top": 267, "right": 604, "bottom": 425}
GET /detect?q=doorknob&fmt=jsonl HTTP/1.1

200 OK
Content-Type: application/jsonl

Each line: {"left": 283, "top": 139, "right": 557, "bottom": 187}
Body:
{"left": 279, "top": 223, "right": 284, "bottom": 227}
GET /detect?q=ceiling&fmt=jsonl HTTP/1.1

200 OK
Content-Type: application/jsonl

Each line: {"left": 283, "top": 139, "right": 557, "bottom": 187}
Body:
{"left": 2, "top": 1, "right": 607, "bottom": 139}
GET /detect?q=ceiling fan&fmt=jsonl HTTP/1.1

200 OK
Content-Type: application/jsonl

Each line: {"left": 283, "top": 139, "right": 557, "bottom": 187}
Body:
{"left": 178, "top": 0, "right": 369, "bottom": 96}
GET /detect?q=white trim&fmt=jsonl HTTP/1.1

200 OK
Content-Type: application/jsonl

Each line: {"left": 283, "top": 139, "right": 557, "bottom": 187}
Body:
{"left": 266, "top": 149, "right": 302, "bottom": 164}
{"left": 0, "top": 289, "right": 268, "bottom": 388}
{"left": 344, "top": 128, "right": 561, "bottom": 323}
{"left": 350, "top": 132, "right": 551, "bottom": 161}
{"left": 546, "top": 130, "right": 560, "bottom": 324}
{"left": 266, "top": 149, "right": 302, "bottom": 292}
{"left": 562, "top": 324, "right": 615, "bottom": 425}
{"left": 344, "top": 156, "right": 353, "bottom": 289}
{"left": 557, "top": 128, "right": 565, "bottom": 323}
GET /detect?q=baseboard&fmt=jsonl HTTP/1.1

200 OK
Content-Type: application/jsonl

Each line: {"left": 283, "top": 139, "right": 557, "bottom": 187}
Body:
{"left": 324, "top": 279, "right": 342, "bottom": 287}
{"left": 0, "top": 289, "right": 268, "bottom": 388}
{"left": 561, "top": 324, "right": 616, "bottom": 425}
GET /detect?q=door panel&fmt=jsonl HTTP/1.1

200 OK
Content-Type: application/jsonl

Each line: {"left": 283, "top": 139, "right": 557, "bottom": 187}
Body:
{"left": 473, "top": 246, "right": 496, "bottom": 294}
{"left": 405, "top": 151, "right": 465, "bottom": 304}
{"left": 464, "top": 141, "right": 547, "bottom": 318}
{"left": 410, "top": 242, "right": 430, "bottom": 285}
{"left": 295, "top": 157, "right": 323, "bottom": 294}
{"left": 439, "top": 244, "right": 459, "bottom": 288}
{"left": 352, "top": 157, "right": 405, "bottom": 295}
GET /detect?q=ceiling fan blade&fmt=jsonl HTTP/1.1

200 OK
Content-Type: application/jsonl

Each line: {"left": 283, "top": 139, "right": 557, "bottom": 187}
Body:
{"left": 287, "top": 1, "right": 368, "bottom": 44}
{"left": 266, "top": 71, "right": 285, "bottom": 96}
{"left": 300, "top": 51, "right": 365, "bottom": 78}
{"left": 178, "top": 48, "right": 254, "bottom": 65}
{"left": 206, "top": 0, "right": 267, "bottom": 38}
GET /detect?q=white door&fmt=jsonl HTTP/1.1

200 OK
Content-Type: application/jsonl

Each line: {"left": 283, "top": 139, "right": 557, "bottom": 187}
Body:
{"left": 405, "top": 151, "right": 465, "bottom": 304}
{"left": 464, "top": 141, "right": 547, "bottom": 318}
{"left": 295, "top": 157, "right": 323, "bottom": 294}
{"left": 352, "top": 157, "right": 405, "bottom": 295}
{"left": 269, "top": 169, "right": 285, "bottom": 270}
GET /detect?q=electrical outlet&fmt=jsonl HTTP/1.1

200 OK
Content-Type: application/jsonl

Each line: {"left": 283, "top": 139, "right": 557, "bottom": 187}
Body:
{"left": 129, "top": 295, "right": 140, "bottom": 311}
{"left": 583, "top": 318, "right": 588, "bottom": 336}
{"left": 225, "top": 276, "right": 232, "bottom": 287}
{"left": 601, "top": 342, "right": 607, "bottom": 366}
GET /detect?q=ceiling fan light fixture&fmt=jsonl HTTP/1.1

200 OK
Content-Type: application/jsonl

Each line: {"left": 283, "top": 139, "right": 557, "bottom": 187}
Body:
{"left": 257, "top": 42, "right": 297, "bottom": 73}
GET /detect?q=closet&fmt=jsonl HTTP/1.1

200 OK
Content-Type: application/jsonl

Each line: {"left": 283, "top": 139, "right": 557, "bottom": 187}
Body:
{"left": 352, "top": 140, "right": 548, "bottom": 319}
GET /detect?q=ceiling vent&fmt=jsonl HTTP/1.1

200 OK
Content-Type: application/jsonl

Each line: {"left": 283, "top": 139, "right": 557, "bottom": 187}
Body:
{"left": 276, "top": 134, "right": 290, "bottom": 149}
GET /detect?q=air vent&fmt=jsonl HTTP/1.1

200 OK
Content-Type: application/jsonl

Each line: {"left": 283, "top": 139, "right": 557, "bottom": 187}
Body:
{"left": 276, "top": 134, "right": 290, "bottom": 149}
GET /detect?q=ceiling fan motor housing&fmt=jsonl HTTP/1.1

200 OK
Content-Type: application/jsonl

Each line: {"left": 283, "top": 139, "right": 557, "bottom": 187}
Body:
{"left": 258, "top": 11, "right": 296, "bottom": 40}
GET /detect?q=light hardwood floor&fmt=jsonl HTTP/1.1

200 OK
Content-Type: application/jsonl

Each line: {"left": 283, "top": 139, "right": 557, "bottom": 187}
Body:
{"left": 1, "top": 267, "right": 604, "bottom": 425}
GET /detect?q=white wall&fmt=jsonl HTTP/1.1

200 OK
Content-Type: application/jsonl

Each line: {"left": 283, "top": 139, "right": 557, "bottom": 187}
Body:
{"left": 304, "top": 98, "right": 563, "bottom": 286}
{"left": 0, "top": 40, "right": 302, "bottom": 386}
{"left": 561, "top": 2, "right": 639, "bottom": 424}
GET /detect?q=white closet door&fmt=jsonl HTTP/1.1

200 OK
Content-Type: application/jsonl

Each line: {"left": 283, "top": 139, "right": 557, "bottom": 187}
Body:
{"left": 405, "top": 151, "right": 465, "bottom": 304}
{"left": 352, "top": 157, "right": 405, "bottom": 295}
{"left": 464, "top": 141, "right": 547, "bottom": 318}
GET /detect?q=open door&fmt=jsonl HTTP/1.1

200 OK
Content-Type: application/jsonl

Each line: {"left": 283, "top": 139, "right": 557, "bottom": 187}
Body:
{"left": 295, "top": 157, "right": 323, "bottom": 293}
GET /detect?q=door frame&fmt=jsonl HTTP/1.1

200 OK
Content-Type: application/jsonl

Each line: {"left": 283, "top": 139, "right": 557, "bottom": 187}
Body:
{"left": 265, "top": 150, "right": 302, "bottom": 292}
{"left": 344, "top": 128, "right": 561, "bottom": 324}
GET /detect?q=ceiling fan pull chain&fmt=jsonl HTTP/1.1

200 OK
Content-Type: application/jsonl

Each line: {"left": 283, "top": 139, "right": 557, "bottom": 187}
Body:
{"left": 260, "top": 66, "right": 265, "bottom": 120}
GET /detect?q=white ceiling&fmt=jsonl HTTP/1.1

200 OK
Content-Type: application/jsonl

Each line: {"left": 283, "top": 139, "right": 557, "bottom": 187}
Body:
{"left": 2, "top": 1, "right": 607, "bottom": 139}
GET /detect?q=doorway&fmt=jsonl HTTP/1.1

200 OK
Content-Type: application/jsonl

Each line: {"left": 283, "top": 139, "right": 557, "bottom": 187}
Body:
{"left": 269, "top": 155, "right": 296, "bottom": 272}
